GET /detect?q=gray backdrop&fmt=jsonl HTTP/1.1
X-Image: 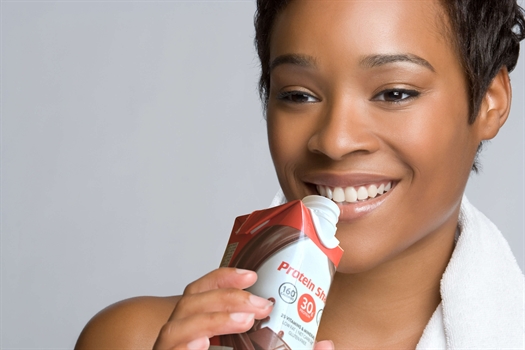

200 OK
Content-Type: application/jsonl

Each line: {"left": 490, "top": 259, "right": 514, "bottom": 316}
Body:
{"left": 1, "top": 1, "right": 523, "bottom": 348}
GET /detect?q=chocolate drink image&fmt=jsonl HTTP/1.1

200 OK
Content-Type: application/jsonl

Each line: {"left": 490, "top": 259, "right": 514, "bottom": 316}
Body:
{"left": 210, "top": 196, "right": 342, "bottom": 350}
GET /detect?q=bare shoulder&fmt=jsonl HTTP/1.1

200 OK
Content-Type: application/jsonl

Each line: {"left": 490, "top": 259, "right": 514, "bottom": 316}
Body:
{"left": 75, "top": 295, "right": 181, "bottom": 349}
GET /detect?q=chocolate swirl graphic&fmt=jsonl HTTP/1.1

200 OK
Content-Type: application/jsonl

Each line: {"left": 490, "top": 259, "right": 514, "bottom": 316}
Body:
{"left": 231, "top": 225, "right": 304, "bottom": 271}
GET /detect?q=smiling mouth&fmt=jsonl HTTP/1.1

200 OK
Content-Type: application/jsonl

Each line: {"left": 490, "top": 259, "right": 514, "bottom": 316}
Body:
{"left": 315, "top": 181, "right": 394, "bottom": 204}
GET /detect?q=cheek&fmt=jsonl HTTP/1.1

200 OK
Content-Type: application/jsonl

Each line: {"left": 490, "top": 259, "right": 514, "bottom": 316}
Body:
{"left": 380, "top": 97, "right": 475, "bottom": 215}
{"left": 267, "top": 111, "right": 305, "bottom": 191}
{"left": 267, "top": 107, "right": 313, "bottom": 165}
{"left": 267, "top": 112, "right": 289, "bottom": 169}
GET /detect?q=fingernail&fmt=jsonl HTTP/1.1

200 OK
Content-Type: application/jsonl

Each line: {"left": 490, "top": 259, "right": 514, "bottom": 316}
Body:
{"left": 235, "top": 268, "right": 254, "bottom": 275}
{"left": 187, "top": 336, "right": 209, "bottom": 350}
{"left": 249, "top": 294, "right": 274, "bottom": 309}
{"left": 230, "top": 312, "right": 255, "bottom": 323}
{"left": 315, "top": 340, "right": 335, "bottom": 350}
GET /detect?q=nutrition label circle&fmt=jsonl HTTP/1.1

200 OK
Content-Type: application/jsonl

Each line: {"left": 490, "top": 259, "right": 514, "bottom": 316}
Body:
{"left": 278, "top": 282, "right": 298, "bottom": 304}
{"left": 316, "top": 309, "right": 323, "bottom": 325}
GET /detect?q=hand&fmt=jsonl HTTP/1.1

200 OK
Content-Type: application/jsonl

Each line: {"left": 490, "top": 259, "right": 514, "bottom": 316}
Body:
{"left": 153, "top": 267, "right": 273, "bottom": 350}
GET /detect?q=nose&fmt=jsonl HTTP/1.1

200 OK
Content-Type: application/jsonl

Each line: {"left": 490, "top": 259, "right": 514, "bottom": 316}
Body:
{"left": 307, "top": 98, "right": 380, "bottom": 160}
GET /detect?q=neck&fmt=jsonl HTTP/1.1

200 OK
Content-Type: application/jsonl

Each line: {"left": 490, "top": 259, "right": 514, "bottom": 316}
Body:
{"left": 317, "top": 218, "right": 457, "bottom": 348}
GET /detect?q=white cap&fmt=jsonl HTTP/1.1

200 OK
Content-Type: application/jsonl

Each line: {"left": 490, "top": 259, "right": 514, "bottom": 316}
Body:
{"left": 302, "top": 195, "right": 340, "bottom": 249}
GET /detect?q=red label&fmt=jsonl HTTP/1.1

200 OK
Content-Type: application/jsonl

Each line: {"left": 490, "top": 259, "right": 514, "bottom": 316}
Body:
{"left": 297, "top": 293, "right": 316, "bottom": 323}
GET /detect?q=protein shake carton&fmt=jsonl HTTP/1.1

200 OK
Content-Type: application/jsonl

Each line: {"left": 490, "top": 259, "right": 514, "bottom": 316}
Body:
{"left": 209, "top": 195, "right": 343, "bottom": 350}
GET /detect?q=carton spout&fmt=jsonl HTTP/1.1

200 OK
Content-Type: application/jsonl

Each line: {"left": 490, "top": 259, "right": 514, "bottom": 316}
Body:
{"left": 302, "top": 195, "right": 340, "bottom": 249}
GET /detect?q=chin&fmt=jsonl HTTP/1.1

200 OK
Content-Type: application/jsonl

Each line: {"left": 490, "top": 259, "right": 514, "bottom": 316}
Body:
{"left": 332, "top": 232, "right": 414, "bottom": 275}
{"left": 333, "top": 248, "right": 393, "bottom": 275}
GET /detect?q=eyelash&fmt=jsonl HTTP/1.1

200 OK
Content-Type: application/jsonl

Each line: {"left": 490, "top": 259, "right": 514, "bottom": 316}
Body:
{"left": 276, "top": 88, "right": 421, "bottom": 104}
{"left": 372, "top": 88, "right": 420, "bottom": 103}
{"left": 276, "top": 90, "right": 318, "bottom": 103}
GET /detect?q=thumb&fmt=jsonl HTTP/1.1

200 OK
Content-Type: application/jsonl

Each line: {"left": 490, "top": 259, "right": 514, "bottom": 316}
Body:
{"left": 314, "top": 340, "right": 334, "bottom": 350}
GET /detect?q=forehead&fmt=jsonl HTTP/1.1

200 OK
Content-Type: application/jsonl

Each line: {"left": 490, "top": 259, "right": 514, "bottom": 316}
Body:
{"left": 269, "top": 0, "right": 455, "bottom": 73}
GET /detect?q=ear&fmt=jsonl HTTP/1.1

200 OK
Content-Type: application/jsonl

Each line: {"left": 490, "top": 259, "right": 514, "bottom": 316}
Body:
{"left": 475, "top": 67, "right": 512, "bottom": 140}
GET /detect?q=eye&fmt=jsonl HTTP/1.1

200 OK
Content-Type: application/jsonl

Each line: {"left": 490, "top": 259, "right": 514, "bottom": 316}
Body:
{"left": 277, "top": 90, "right": 319, "bottom": 103}
{"left": 372, "top": 89, "right": 420, "bottom": 103}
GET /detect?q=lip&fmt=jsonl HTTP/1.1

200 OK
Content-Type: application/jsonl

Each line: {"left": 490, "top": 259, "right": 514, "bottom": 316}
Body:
{"left": 302, "top": 172, "right": 398, "bottom": 222}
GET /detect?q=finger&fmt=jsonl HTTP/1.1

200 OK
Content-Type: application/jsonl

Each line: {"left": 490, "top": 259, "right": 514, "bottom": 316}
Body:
{"left": 314, "top": 340, "right": 335, "bottom": 350}
{"left": 185, "top": 336, "right": 209, "bottom": 350}
{"left": 183, "top": 268, "right": 257, "bottom": 295}
{"left": 173, "top": 288, "right": 273, "bottom": 321}
{"left": 154, "top": 311, "right": 255, "bottom": 350}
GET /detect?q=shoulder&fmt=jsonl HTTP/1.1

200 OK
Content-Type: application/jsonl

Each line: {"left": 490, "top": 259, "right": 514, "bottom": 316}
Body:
{"left": 75, "top": 295, "right": 181, "bottom": 349}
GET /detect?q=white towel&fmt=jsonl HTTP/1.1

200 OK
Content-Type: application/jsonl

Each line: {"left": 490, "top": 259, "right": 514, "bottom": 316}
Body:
{"left": 271, "top": 192, "right": 525, "bottom": 348}
{"left": 270, "top": 188, "right": 287, "bottom": 207}
{"left": 438, "top": 196, "right": 524, "bottom": 348}
{"left": 417, "top": 303, "right": 447, "bottom": 349}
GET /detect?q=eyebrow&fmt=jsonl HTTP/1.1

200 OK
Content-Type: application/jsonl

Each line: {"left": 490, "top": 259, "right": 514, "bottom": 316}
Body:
{"left": 269, "top": 54, "right": 317, "bottom": 72}
{"left": 359, "top": 54, "right": 435, "bottom": 72}
{"left": 269, "top": 52, "right": 435, "bottom": 73}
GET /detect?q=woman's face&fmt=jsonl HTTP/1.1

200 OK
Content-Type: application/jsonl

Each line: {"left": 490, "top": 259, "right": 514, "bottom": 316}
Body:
{"left": 267, "top": 0, "right": 486, "bottom": 273}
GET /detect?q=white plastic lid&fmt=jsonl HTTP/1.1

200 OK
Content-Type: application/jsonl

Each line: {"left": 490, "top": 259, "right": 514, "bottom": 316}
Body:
{"left": 302, "top": 195, "right": 340, "bottom": 249}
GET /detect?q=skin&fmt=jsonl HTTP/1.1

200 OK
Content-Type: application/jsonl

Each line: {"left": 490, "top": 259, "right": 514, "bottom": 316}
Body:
{"left": 75, "top": 1, "right": 511, "bottom": 349}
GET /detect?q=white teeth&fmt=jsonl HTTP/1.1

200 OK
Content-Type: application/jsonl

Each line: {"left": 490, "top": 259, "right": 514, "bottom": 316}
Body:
{"left": 344, "top": 186, "right": 358, "bottom": 203}
{"left": 326, "top": 187, "right": 333, "bottom": 200}
{"left": 357, "top": 186, "right": 368, "bottom": 200}
{"left": 316, "top": 182, "right": 393, "bottom": 203}
{"left": 368, "top": 184, "right": 378, "bottom": 198}
{"left": 332, "top": 187, "right": 345, "bottom": 203}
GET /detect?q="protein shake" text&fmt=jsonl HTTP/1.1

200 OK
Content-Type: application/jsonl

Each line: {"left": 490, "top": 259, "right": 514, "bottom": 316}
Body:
{"left": 277, "top": 261, "right": 315, "bottom": 292}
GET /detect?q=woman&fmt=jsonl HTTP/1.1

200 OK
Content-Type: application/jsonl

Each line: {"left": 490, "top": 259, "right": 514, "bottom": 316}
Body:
{"left": 76, "top": 0, "right": 525, "bottom": 348}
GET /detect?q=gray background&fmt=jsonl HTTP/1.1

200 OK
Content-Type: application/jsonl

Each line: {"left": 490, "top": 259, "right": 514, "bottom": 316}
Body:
{"left": 1, "top": 1, "right": 523, "bottom": 348}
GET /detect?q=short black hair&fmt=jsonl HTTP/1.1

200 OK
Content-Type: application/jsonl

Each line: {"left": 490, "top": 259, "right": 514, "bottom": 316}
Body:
{"left": 440, "top": 0, "right": 525, "bottom": 123}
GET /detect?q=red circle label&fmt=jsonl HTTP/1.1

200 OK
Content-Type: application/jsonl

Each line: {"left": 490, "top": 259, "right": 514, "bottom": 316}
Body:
{"left": 297, "top": 293, "right": 316, "bottom": 323}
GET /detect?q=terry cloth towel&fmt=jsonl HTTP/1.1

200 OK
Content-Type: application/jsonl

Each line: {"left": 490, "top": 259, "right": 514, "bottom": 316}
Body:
{"left": 270, "top": 191, "right": 525, "bottom": 348}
